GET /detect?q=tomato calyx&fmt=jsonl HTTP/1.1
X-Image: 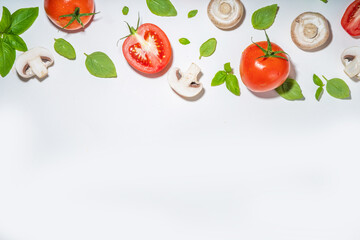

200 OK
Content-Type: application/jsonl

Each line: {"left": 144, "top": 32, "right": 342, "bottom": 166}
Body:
{"left": 252, "top": 31, "right": 288, "bottom": 61}
{"left": 59, "top": 7, "right": 98, "bottom": 29}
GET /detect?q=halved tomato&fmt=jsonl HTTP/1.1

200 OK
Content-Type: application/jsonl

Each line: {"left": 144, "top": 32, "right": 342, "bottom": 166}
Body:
{"left": 341, "top": 0, "right": 360, "bottom": 36}
{"left": 122, "top": 23, "right": 172, "bottom": 74}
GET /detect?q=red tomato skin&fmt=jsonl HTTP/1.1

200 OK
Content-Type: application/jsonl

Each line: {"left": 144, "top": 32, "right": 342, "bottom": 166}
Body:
{"left": 240, "top": 41, "right": 290, "bottom": 92}
{"left": 44, "top": 0, "right": 95, "bottom": 30}
{"left": 341, "top": 0, "right": 360, "bottom": 36}
{"left": 122, "top": 23, "right": 172, "bottom": 74}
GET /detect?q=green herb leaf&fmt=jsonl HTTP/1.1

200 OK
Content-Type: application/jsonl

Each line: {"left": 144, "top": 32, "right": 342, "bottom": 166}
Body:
{"left": 179, "top": 38, "right": 190, "bottom": 45}
{"left": 321, "top": 0, "right": 328, "bottom": 3}
{"left": 313, "top": 74, "right": 324, "bottom": 87}
{"left": 224, "top": 62, "right": 232, "bottom": 73}
{"left": 9, "top": 7, "right": 39, "bottom": 35}
{"left": 0, "top": 40, "right": 16, "bottom": 77}
{"left": 3, "top": 34, "right": 27, "bottom": 52}
{"left": 146, "top": 0, "right": 177, "bottom": 17}
{"left": 211, "top": 71, "right": 227, "bottom": 86}
{"left": 199, "top": 38, "right": 217, "bottom": 59}
{"left": 326, "top": 78, "right": 350, "bottom": 99}
{"left": 0, "top": 7, "right": 12, "bottom": 33}
{"left": 188, "top": 10, "right": 198, "bottom": 18}
{"left": 85, "top": 52, "right": 117, "bottom": 78}
{"left": 275, "top": 78, "right": 304, "bottom": 101}
{"left": 251, "top": 4, "right": 278, "bottom": 30}
{"left": 225, "top": 74, "right": 240, "bottom": 96}
{"left": 315, "top": 87, "right": 324, "bottom": 101}
{"left": 122, "top": 6, "right": 129, "bottom": 15}
{"left": 54, "top": 38, "right": 76, "bottom": 60}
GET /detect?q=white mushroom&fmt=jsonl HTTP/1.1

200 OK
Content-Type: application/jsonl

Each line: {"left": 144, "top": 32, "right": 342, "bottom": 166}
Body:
{"left": 15, "top": 47, "right": 54, "bottom": 79}
{"left": 341, "top": 47, "right": 360, "bottom": 78}
{"left": 207, "top": 0, "right": 244, "bottom": 30}
{"left": 168, "top": 63, "right": 203, "bottom": 98}
{"left": 291, "top": 12, "right": 330, "bottom": 51}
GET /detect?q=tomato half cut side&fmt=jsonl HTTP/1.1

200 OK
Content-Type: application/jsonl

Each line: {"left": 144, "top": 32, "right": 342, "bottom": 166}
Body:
{"left": 122, "top": 23, "right": 172, "bottom": 74}
{"left": 341, "top": 0, "right": 360, "bottom": 36}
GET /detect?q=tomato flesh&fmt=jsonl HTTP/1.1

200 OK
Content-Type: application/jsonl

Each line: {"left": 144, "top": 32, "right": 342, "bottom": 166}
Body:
{"left": 44, "top": 0, "right": 95, "bottom": 30}
{"left": 341, "top": 0, "right": 360, "bottom": 36}
{"left": 123, "top": 23, "right": 172, "bottom": 74}
{"left": 240, "top": 41, "right": 290, "bottom": 92}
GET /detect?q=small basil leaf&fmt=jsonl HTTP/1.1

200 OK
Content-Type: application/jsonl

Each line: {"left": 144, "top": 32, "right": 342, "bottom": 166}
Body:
{"left": 275, "top": 78, "right": 304, "bottom": 101}
{"left": 199, "top": 38, "right": 217, "bottom": 59}
{"left": 0, "top": 40, "right": 16, "bottom": 77}
{"left": 146, "top": 0, "right": 177, "bottom": 17}
{"left": 54, "top": 38, "right": 76, "bottom": 60}
{"left": 224, "top": 62, "right": 232, "bottom": 73}
{"left": 315, "top": 87, "right": 324, "bottom": 101}
{"left": 3, "top": 34, "right": 27, "bottom": 52}
{"left": 0, "top": 7, "right": 12, "bottom": 33}
{"left": 9, "top": 7, "right": 39, "bottom": 35}
{"left": 225, "top": 74, "right": 240, "bottom": 96}
{"left": 251, "top": 4, "right": 278, "bottom": 30}
{"left": 179, "top": 38, "right": 190, "bottom": 45}
{"left": 188, "top": 10, "right": 198, "bottom": 18}
{"left": 313, "top": 74, "right": 324, "bottom": 87}
{"left": 211, "top": 71, "right": 227, "bottom": 86}
{"left": 85, "top": 52, "right": 117, "bottom": 78}
{"left": 122, "top": 6, "right": 129, "bottom": 15}
{"left": 326, "top": 78, "right": 350, "bottom": 99}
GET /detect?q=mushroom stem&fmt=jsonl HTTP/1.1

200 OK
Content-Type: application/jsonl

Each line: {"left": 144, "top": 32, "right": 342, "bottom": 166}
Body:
{"left": 28, "top": 57, "right": 49, "bottom": 79}
{"left": 344, "top": 57, "right": 360, "bottom": 78}
{"left": 184, "top": 63, "right": 201, "bottom": 83}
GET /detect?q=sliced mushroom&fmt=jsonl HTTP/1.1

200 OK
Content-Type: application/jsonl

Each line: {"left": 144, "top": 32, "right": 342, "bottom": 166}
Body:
{"left": 15, "top": 47, "right": 54, "bottom": 79}
{"left": 341, "top": 47, "right": 360, "bottom": 78}
{"left": 207, "top": 0, "right": 244, "bottom": 30}
{"left": 168, "top": 63, "right": 203, "bottom": 98}
{"left": 291, "top": 12, "right": 330, "bottom": 51}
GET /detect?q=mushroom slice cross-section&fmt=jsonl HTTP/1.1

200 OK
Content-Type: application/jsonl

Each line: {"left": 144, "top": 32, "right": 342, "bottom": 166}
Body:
{"left": 15, "top": 47, "right": 54, "bottom": 79}
{"left": 207, "top": 0, "right": 244, "bottom": 30}
{"left": 168, "top": 63, "right": 203, "bottom": 98}
{"left": 291, "top": 12, "right": 330, "bottom": 51}
{"left": 341, "top": 47, "right": 360, "bottom": 78}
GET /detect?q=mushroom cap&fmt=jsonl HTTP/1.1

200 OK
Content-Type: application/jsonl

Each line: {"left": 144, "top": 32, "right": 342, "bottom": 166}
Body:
{"left": 291, "top": 12, "right": 330, "bottom": 51}
{"left": 15, "top": 47, "right": 54, "bottom": 78}
{"left": 341, "top": 47, "right": 360, "bottom": 78}
{"left": 207, "top": 0, "right": 244, "bottom": 30}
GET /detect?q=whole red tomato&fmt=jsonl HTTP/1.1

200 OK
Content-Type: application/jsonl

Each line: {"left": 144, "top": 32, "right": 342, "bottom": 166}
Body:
{"left": 122, "top": 23, "right": 172, "bottom": 74}
{"left": 44, "top": 0, "right": 95, "bottom": 30}
{"left": 341, "top": 0, "right": 360, "bottom": 36}
{"left": 240, "top": 35, "right": 290, "bottom": 92}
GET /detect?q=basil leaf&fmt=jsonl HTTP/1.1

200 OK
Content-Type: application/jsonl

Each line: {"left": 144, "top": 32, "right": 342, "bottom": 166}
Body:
{"left": 0, "top": 40, "right": 16, "bottom": 77}
{"left": 122, "top": 6, "right": 129, "bottom": 15}
{"left": 313, "top": 74, "right": 324, "bottom": 87}
{"left": 0, "top": 7, "right": 12, "bottom": 33}
{"left": 275, "top": 78, "right": 304, "bottom": 101}
{"left": 9, "top": 7, "right": 38, "bottom": 35}
{"left": 85, "top": 52, "right": 117, "bottom": 78}
{"left": 179, "top": 38, "right": 190, "bottom": 45}
{"left": 251, "top": 4, "right": 278, "bottom": 30}
{"left": 54, "top": 38, "right": 76, "bottom": 60}
{"left": 224, "top": 62, "right": 232, "bottom": 73}
{"left": 199, "top": 38, "right": 217, "bottom": 59}
{"left": 315, "top": 87, "right": 324, "bottom": 101}
{"left": 188, "top": 10, "right": 198, "bottom": 18}
{"left": 211, "top": 71, "right": 227, "bottom": 86}
{"left": 225, "top": 74, "right": 240, "bottom": 96}
{"left": 326, "top": 78, "right": 350, "bottom": 99}
{"left": 3, "top": 34, "right": 27, "bottom": 52}
{"left": 146, "top": 0, "right": 177, "bottom": 17}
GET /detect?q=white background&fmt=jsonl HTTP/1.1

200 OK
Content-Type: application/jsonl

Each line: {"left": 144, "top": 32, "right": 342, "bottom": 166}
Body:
{"left": 1, "top": 0, "right": 360, "bottom": 239}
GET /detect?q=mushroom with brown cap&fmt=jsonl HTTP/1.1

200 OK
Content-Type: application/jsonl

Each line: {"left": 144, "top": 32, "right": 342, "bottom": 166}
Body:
{"left": 15, "top": 47, "right": 54, "bottom": 79}
{"left": 291, "top": 12, "right": 330, "bottom": 51}
{"left": 168, "top": 63, "right": 203, "bottom": 98}
{"left": 341, "top": 47, "right": 360, "bottom": 78}
{"left": 207, "top": 0, "right": 244, "bottom": 30}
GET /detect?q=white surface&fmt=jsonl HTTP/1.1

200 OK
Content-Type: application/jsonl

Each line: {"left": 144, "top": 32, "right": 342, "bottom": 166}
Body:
{"left": 1, "top": 0, "right": 360, "bottom": 239}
